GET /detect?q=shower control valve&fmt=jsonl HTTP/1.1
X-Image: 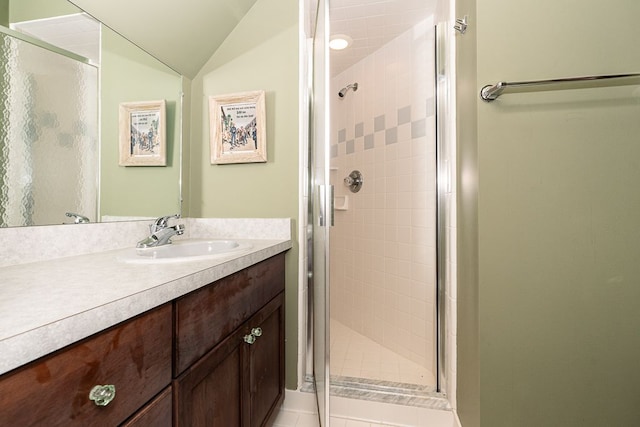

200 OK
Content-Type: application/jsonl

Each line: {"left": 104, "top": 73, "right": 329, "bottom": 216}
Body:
{"left": 344, "top": 170, "right": 363, "bottom": 193}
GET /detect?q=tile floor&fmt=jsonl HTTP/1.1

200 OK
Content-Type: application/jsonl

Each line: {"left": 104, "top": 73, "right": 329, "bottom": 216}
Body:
{"left": 272, "top": 390, "right": 320, "bottom": 427}
{"left": 330, "top": 319, "right": 435, "bottom": 386}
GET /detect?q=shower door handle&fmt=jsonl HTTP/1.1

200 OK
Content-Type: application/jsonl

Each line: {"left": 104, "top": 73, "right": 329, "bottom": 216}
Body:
{"left": 318, "top": 185, "right": 334, "bottom": 227}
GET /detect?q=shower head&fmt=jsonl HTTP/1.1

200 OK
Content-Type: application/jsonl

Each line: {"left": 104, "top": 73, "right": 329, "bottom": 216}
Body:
{"left": 338, "top": 82, "right": 358, "bottom": 98}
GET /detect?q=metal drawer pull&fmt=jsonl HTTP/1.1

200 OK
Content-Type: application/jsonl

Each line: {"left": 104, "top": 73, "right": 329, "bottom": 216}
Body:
{"left": 89, "top": 384, "right": 116, "bottom": 406}
{"left": 251, "top": 327, "right": 263, "bottom": 337}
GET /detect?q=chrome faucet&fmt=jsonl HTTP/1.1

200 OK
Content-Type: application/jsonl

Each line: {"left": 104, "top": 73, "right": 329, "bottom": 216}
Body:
{"left": 136, "top": 214, "right": 185, "bottom": 248}
{"left": 65, "top": 212, "right": 90, "bottom": 224}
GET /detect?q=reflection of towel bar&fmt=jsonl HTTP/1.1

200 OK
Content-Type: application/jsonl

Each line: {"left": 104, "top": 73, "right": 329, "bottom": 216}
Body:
{"left": 335, "top": 195, "right": 348, "bottom": 211}
{"left": 480, "top": 72, "right": 640, "bottom": 102}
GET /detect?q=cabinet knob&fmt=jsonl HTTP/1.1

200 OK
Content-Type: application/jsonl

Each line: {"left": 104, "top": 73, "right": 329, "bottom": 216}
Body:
{"left": 89, "top": 384, "right": 116, "bottom": 406}
{"left": 243, "top": 334, "right": 256, "bottom": 345}
{"left": 251, "top": 327, "right": 263, "bottom": 337}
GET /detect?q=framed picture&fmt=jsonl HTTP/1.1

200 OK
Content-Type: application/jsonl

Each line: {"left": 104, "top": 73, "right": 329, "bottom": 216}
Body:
{"left": 209, "top": 90, "right": 266, "bottom": 164}
{"left": 119, "top": 100, "right": 166, "bottom": 166}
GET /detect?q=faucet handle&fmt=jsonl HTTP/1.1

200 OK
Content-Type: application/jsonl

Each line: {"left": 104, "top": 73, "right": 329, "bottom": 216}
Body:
{"left": 151, "top": 214, "right": 181, "bottom": 231}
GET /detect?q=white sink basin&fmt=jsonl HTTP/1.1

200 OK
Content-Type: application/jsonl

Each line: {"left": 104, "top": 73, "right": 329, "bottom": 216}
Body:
{"left": 118, "top": 239, "right": 252, "bottom": 263}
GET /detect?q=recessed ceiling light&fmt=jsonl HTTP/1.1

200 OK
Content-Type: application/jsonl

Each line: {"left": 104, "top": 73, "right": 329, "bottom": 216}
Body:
{"left": 329, "top": 34, "right": 352, "bottom": 50}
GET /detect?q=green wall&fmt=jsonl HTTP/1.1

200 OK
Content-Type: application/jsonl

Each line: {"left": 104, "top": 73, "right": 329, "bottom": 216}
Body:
{"left": 457, "top": 1, "right": 640, "bottom": 425}
{"left": 100, "top": 27, "right": 183, "bottom": 219}
{"left": 454, "top": 0, "right": 479, "bottom": 424}
{"left": 0, "top": 0, "right": 9, "bottom": 26}
{"left": 188, "top": 0, "right": 299, "bottom": 389}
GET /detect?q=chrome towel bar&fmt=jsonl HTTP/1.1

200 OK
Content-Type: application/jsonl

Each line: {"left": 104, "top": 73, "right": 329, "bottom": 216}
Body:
{"left": 480, "top": 72, "right": 640, "bottom": 102}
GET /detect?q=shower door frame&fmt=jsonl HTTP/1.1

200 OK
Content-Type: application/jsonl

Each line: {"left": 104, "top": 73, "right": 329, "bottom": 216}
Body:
{"left": 305, "top": 8, "right": 452, "bottom": 424}
{"left": 435, "top": 20, "right": 449, "bottom": 394}
{"left": 306, "top": 0, "right": 331, "bottom": 425}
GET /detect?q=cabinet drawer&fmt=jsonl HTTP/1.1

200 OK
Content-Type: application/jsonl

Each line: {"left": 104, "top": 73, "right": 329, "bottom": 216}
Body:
{"left": 0, "top": 304, "right": 172, "bottom": 427}
{"left": 175, "top": 253, "right": 285, "bottom": 374}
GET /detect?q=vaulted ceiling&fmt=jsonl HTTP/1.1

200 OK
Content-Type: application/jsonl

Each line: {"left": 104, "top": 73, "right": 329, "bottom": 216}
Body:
{"left": 69, "top": 0, "right": 258, "bottom": 78}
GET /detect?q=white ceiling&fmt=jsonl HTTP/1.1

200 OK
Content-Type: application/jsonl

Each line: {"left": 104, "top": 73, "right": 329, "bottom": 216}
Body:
{"left": 11, "top": 13, "right": 101, "bottom": 65}
{"left": 330, "top": 0, "right": 436, "bottom": 76}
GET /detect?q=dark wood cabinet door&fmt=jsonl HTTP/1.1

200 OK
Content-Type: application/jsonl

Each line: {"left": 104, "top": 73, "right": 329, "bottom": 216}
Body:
{"left": 120, "top": 387, "right": 172, "bottom": 427}
{"left": 246, "top": 295, "right": 285, "bottom": 427}
{"left": 174, "top": 326, "right": 245, "bottom": 427}
{"left": 174, "top": 254, "right": 285, "bottom": 375}
{"left": 175, "top": 293, "right": 285, "bottom": 427}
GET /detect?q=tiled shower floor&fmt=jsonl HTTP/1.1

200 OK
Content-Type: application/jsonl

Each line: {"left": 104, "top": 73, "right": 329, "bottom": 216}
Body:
{"left": 273, "top": 321, "right": 451, "bottom": 426}
{"left": 330, "top": 319, "right": 435, "bottom": 386}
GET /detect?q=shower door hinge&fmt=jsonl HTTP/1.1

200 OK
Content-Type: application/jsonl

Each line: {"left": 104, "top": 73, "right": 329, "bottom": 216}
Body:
{"left": 454, "top": 16, "right": 468, "bottom": 34}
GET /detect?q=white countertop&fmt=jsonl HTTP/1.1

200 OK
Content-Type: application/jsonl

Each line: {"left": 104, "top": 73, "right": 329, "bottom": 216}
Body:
{"left": 0, "top": 238, "right": 291, "bottom": 376}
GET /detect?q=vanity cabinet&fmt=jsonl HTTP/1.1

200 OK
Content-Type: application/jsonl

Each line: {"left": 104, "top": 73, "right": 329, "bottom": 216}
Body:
{"left": 174, "top": 253, "right": 285, "bottom": 426}
{"left": 0, "top": 304, "right": 173, "bottom": 426}
{"left": 0, "top": 253, "right": 286, "bottom": 427}
{"left": 174, "top": 293, "right": 284, "bottom": 426}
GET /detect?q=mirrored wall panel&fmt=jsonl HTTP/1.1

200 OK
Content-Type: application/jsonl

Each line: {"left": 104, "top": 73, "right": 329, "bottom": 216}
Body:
{"left": 1, "top": 0, "right": 183, "bottom": 228}
{"left": 0, "top": 29, "right": 99, "bottom": 227}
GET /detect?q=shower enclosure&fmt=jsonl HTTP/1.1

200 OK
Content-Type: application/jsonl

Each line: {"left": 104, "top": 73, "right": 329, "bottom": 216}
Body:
{"left": 328, "top": 8, "right": 438, "bottom": 395}
{"left": 307, "top": 0, "right": 451, "bottom": 424}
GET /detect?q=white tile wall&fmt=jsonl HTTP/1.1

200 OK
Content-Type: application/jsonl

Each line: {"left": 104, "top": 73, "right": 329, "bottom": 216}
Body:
{"left": 330, "top": 16, "right": 437, "bottom": 377}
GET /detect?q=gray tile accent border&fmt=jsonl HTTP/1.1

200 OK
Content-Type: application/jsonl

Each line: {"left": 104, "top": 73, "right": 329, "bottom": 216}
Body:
{"left": 338, "top": 128, "right": 346, "bottom": 143}
{"left": 385, "top": 127, "right": 398, "bottom": 145}
{"left": 330, "top": 375, "right": 450, "bottom": 410}
{"left": 346, "top": 140, "right": 355, "bottom": 154}
{"left": 355, "top": 122, "right": 364, "bottom": 138}
{"left": 374, "top": 114, "right": 386, "bottom": 132}
{"left": 412, "top": 119, "right": 426, "bottom": 139}
{"left": 398, "top": 105, "right": 411, "bottom": 125}
{"left": 331, "top": 144, "right": 338, "bottom": 158}
{"left": 364, "top": 134, "right": 375, "bottom": 150}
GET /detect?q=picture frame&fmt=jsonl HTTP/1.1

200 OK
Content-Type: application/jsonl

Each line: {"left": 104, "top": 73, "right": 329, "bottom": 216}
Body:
{"left": 209, "top": 90, "right": 267, "bottom": 164}
{"left": 119, "top": 100, "right": 166, "bottom": 166}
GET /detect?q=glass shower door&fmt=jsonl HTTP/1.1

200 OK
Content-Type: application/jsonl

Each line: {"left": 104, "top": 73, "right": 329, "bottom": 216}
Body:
{"left": 309, "top": 0, "right": 331, "bottom": 424}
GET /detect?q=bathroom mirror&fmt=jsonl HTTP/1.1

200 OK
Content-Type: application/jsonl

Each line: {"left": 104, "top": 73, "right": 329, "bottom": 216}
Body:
{"left": 0, "top": 0, "right": 183, "bottom": 227}
{"left": 68, "top": 0, "right": 258, "bottom": 79}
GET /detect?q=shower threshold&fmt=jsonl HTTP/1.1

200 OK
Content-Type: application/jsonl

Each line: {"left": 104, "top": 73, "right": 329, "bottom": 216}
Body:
{"left": 330, "top": 375, "right": 450, "bottom": 410}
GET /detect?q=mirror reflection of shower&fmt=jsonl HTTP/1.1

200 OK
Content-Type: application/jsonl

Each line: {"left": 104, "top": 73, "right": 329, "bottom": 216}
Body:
{"left": 338, "top": 82, "right": 358, "bottom": 98}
